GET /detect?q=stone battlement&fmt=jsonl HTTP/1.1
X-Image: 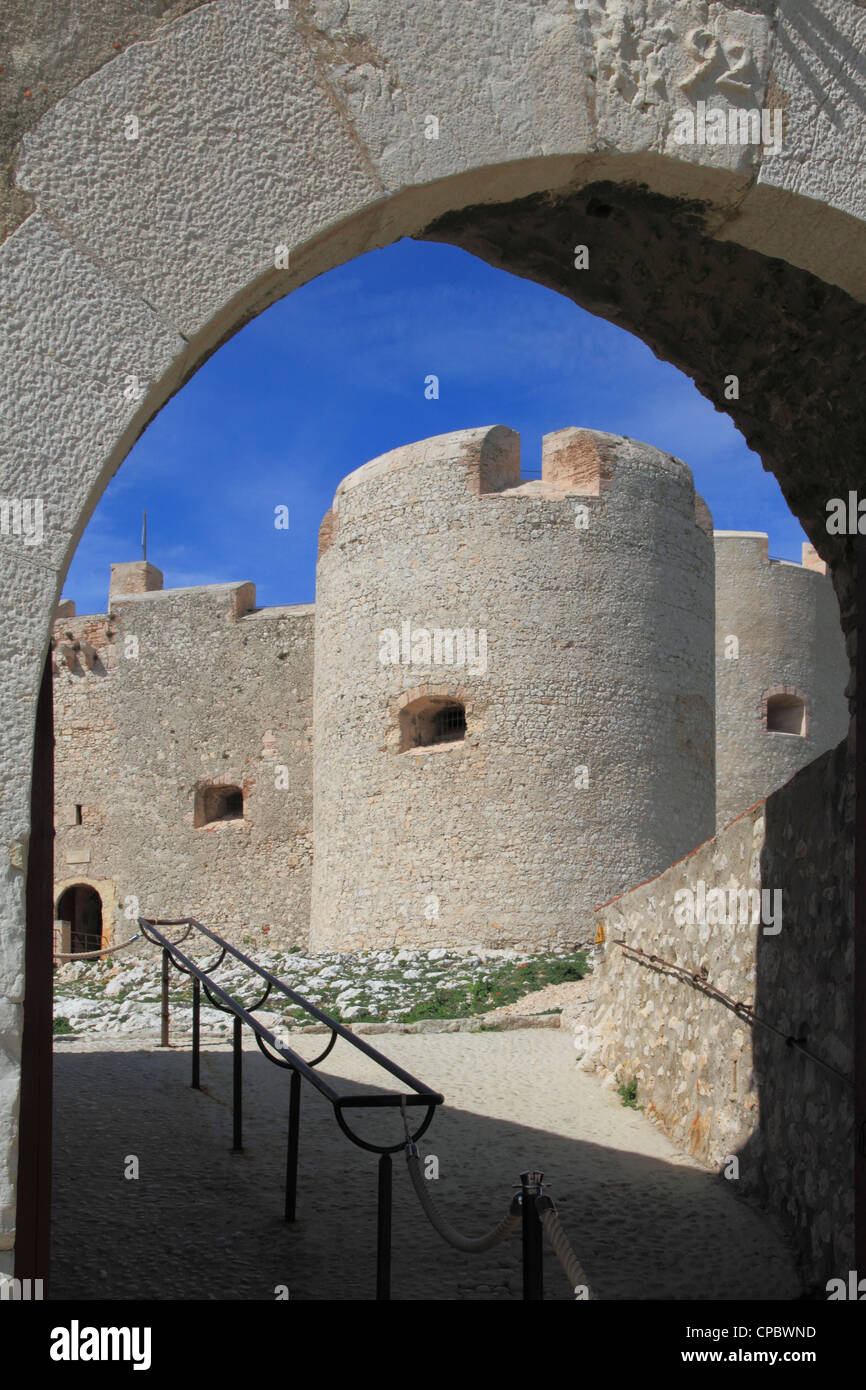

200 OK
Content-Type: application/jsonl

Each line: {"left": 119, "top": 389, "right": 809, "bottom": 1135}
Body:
{"left": 53, "top": 581, "right": 313, "bottom": 654}
{"left": 320, "top": 424, "right": 710, "bottom": 559}
{"left": 713, "top": 530, "right": 830, "bottom": 577}
{"left": 329, "top": 423, "right": 698, "bottom": 503}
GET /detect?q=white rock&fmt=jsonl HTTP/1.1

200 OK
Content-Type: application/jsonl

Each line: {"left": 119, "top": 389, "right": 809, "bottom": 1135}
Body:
{"left": 56, "top": 998, "right": 103, "bottom": 1018}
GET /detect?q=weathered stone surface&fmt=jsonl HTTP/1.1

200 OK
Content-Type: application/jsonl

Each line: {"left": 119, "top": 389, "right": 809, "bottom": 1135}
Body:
{"left": 0, "top": 1, "right": 210, "bottom": 241}
{"left": 0, "top": 994, "right": 22, "bottom": 1260}
{"left": 749, "top": 739, "right": 854, "bottom": 1292}
{"left": 16, "top": 2, "right": 384, "bottom": 337}
{"left": 735, "top": 0, "right": 866, "bottom": 288}
{"left": 584, "top": 739, "right": 852, "bottom": 1289}
{"left": 52, "top": 582, "right": 314, "bottom": 950}
{"left": 0, "top": 216, "right": 188, "bottom": 573}
{"left": 585, "top": 800, "right": 764, "bottom": 1146}
{"left": 0, "top": 549, "right": 60, "bottom": 1000}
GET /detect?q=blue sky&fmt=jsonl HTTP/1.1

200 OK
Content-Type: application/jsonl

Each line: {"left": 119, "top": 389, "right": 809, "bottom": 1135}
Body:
{"left": 63, "top": 238, "right": 806, "bottom": 614}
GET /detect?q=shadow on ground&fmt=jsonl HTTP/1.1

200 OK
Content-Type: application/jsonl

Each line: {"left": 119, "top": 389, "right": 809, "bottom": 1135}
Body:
{"left": 50, "top": 1036, "right": 800, "bottom": 1302}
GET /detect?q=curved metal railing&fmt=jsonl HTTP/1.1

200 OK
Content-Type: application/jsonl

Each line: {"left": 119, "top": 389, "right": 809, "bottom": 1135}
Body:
{"left": 138, "top": 915, "right": 443, "bottom": 1297}
{"left": 134, "top": 915, "right": 588, "bottom": 1300}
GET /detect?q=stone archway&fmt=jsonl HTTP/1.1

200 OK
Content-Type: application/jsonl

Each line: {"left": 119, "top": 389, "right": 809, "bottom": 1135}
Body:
{"left": 1, "top": 0, "right": 864, "bottom": 1276}
{"left": 55, "top": 884, "right": 103, "bottom": 956}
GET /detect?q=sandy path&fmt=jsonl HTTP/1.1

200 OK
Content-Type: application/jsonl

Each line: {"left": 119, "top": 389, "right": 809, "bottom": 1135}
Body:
{"left": 50, "top": 1029, "right": 799, "bottom": 1302}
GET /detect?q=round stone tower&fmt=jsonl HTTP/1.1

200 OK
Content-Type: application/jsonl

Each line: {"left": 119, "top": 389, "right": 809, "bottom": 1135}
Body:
{"left": 714, "top": 532, "right": 849, "bottom": 828}
{"left": 309, "top": 425, "right": 715, "bottom": 953}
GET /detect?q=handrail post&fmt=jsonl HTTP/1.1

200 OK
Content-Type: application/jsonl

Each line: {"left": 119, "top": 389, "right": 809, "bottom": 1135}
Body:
{"left": 520, "top": 1170, "right": 544, "bottom": 1301}
{"left": 376, "top": 1153, "right": 392, "bottom": 1301}
{"left": 159, "top": 948, "right": 170, "bottom": 1047}
{"left": 191, "top": 977, "right": 201, "bottom": 1089}
{"left": 285, "top": 1069, "right": 301, "bottom": 1222}
{"left": 232, "top": 1017, "right": 243, "bottom": 1153}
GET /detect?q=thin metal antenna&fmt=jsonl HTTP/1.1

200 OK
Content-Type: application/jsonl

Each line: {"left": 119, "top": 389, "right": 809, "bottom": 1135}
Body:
{"left": 142, "top": 509, "right": 147, "bottom": 563}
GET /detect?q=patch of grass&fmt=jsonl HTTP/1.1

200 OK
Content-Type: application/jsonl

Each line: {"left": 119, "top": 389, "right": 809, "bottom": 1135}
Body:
{"left": 402, "top": 985, "right": 473, "bottom": 1022}
{"left": 401, "top": 951, "right": 589, "bottom": 1023}
{"left": 53, "top": 1016, "right": 74, "bottom": 1035}
{"left": 617, "top": 1077, "right": 643, "bottom": 1110}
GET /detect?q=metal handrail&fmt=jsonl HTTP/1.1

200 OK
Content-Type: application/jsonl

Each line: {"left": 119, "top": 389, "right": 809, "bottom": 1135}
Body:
{"left": 133, "top": 915, "right": 585, "bottom": 1300}
{"left": 138, "top": 916, "right": 443, "bottom": 1134}
{"left": 137, "top": 915, "right": 444, "bottom": 1298}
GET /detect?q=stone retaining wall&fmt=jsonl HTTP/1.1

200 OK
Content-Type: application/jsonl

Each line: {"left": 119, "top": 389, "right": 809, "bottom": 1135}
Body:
{"left": 583, "top": 741, "right": 853, "bottom": 1290}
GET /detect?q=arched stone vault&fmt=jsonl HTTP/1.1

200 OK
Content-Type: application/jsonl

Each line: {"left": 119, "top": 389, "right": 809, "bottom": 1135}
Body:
{"left": 421, "top": 177, "right": 866, "bottom": 658}
{"left": 1, "top": 0, "right": 864, "bottom": 1265}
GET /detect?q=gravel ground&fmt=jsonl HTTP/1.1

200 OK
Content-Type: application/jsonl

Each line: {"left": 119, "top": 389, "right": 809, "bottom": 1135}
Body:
{"left": 50, "top": 1027, "right": 800, "bottom": 1302}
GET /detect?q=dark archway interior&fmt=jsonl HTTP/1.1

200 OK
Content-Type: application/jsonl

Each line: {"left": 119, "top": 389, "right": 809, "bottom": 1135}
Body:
{"left": 56, "top": 884, "right": 103, "bottom": 955}
{"left": 421, "top": 180, "right": 866, "bottom": 677}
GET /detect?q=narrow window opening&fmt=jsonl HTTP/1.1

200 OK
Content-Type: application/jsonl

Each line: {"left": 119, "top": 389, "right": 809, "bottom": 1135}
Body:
{"left": 194, "top": 783, "right": 244, "bottom": 826}
{"left": 74, "top": 804, "right": 83, "bottom": 825}
{"left": 430, "top": 704, "right": 466, "bottom": 743}
{"left": 398, "top": 697, "right": 466, "bottom": 752}
{"left": 766, "top": 693, "right": 806, "bottom": 736}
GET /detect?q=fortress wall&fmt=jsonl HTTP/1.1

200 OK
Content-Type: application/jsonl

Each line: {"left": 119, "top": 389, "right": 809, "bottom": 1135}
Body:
{"left": 53, "top": 605, "right": 125, "bottom": 947}
{"left": 52, "top": 581, "right": 314, "bottom": 950}
{"left": 584, "top": 739, "right": 852, "bottom": 1290}
{"left": 584, "top": 803, "right": 763, "bottom": 1168}
{"left": 714, "top": 533, "right": 849, "bottom": 828}
{"left": 310, "top": 425, "right": 715, "bottom": 953}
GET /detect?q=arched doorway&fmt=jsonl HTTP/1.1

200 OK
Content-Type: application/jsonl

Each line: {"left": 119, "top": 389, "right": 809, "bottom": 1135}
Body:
{"left": 55, "top": 884, "right": 103, "bottom": 956}
{"left": 2, "top": 0, "right": 864, "bottom": 1292}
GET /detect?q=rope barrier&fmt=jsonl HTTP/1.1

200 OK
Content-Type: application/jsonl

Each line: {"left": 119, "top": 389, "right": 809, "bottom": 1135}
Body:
{"left": 55, "top": 921, "right": 195, "bottom": 964}
{"left": 399, "top": 1097, "right": 520, "bottom": 1253}
{"left": 404, "top": 1143, "right": 521, "bottom": 1253}
{"left": 537, "top": 1198, "right": 597, "bottom": 1299}
{"left": 54, "top": 933, "right": 144, "bottom": 962}
{"left": 401, "top": 1097, "right": 595, "bottom": 1295}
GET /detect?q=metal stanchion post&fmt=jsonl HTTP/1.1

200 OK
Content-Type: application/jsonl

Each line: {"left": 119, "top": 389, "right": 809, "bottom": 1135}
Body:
{"left": 159, "top": 948, "right": 170, "bottom": 1047}
{"left": 520, "top": 1170, "right": 544, "bottom": 1301}
{"left": 376, "top": 1153, "right": 392, "bottom": 1301}
{"left": 232, "top": 1016, "right": 243, "bottom": 1153}
{"left": 191, "top": 977, "right": 201, "bottom": 1089}
{"left": 285, "top": 1069, "right": 301, "bottom": 1222}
